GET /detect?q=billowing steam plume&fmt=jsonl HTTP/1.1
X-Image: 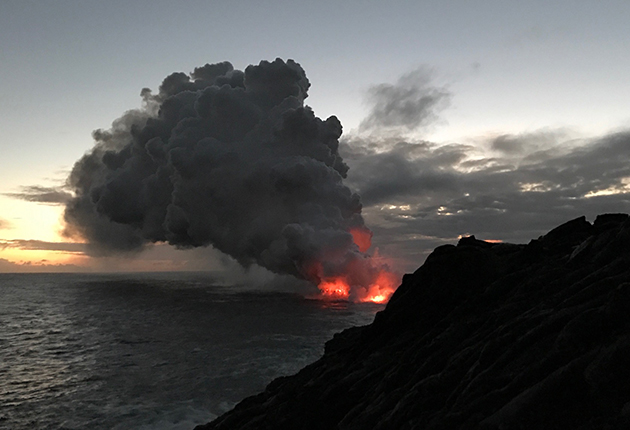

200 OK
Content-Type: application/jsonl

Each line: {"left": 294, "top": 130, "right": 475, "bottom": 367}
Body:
{"left": 64, "top": 59, "right": 397, "bottom": 302}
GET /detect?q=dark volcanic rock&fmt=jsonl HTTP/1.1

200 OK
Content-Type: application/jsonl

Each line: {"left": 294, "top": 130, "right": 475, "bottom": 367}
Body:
{"left": 195, "top": 214, "right": 630, "bottom": 430}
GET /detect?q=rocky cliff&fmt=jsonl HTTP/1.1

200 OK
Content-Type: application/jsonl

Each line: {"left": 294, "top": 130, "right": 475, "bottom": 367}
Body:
{"left": 195, "top": 214, "right": 630, "bottom": 429}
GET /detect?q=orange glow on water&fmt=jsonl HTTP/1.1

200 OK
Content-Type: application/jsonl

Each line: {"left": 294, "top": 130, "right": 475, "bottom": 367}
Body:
{"left": 350, "top": 227, "right": 373, "bottom": 253}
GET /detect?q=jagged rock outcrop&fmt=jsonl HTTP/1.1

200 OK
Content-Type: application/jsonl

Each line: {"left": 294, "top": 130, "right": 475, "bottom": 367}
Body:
{"left": 195, "top": 214, "right": 630, "bottom": 429}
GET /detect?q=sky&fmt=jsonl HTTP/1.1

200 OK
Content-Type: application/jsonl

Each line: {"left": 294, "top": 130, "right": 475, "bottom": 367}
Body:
{"left": 1, "top": 0, "right": 629, "bottom": 274}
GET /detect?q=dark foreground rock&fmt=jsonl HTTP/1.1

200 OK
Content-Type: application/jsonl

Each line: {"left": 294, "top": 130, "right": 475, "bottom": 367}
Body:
{"left": 196, "top": 214, "right": 630, "bottom": 429}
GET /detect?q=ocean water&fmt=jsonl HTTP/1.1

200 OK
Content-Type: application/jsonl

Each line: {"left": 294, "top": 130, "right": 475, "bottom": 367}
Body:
{"left": 0, "top": 272, "right": 383, "bottom": 430}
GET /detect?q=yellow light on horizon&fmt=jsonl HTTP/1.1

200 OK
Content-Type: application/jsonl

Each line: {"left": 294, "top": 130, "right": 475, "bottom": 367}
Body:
{"left": 0, "top": 197, "right": 67, "bottom": 243}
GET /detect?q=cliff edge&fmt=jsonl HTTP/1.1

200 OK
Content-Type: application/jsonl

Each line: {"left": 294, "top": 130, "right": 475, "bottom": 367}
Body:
{"left": 196, "top": 214, "right": 630, "bottom": 429}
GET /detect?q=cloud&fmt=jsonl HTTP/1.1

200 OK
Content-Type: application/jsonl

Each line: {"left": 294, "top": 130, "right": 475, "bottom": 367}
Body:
{"left": 4, "top": 185, "right": 73, "bottom": 204}
{"left": 0, "top": 239, "right": 86, "bottom": 253}
{"left": 342, "top": 130, "right": 630, "bottom": 271}
{"left": 341, "top": 138, "right": 468, "bottom": 206}
{"left": 488, "top": 130, "right": 572, "bottom": 155}
{"left": 359, "top": 68, "right": 451, "bottom": 133}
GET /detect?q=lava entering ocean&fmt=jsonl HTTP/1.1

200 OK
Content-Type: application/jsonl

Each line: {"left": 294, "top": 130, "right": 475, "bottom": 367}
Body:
{"left": 61, "top": 58, "right": 397, "bottom": 305}
{"left": 316, "top": 269, "right": 398, "bottom": 304}
{"left": 318, "top": 278, "right": 351, "bottom": 300}
{"left": 310, "top": 228, "right": 399, "bottom": 304}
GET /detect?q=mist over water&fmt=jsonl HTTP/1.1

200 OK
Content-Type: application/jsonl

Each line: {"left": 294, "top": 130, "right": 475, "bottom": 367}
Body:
{"left": 0, "top": 273, "right": 382, "bottom": 430}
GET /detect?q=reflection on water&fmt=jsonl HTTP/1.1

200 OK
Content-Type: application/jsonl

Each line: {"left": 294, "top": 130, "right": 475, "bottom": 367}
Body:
{"left": 0, "top": 273, "right": 382, "bottom": 430}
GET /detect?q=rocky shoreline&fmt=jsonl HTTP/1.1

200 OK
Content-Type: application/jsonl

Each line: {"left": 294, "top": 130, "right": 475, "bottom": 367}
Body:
{"left": 196, "top": 214, "right": 630, "bottom": 429}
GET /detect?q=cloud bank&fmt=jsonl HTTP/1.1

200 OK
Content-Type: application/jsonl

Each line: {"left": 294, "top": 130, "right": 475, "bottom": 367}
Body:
{"left": 0, "top": 239, "right": 86, "bottom": 253}
{"left": 343, "top": 71, "right": 630, "bottom": 269}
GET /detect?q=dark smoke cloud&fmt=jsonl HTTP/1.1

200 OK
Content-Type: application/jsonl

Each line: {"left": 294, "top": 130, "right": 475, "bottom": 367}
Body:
{"left": 5, "top": 185, "right": 73, "bottom": 204}
{"left": 63, "top": 59, "right": 371, "bottom": 282}
{"left": 359, "top": 68, "right": 450, "bottom": 132}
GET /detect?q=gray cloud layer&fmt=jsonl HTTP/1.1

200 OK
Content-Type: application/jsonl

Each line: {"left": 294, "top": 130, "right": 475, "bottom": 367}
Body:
{"left": 0, "top": 239, "right": 86, "bottom": 253}
{"left": 330, "top": 68, "right": 629, "bottom": 270}
{"left": 4, "top": 185, "right": 73, "bottom": 204}
{"left": 63, "top": 59, "right": 373, "bottom": 282}
{"left": 342, "top": 131, "right": 630, "bottom": 269}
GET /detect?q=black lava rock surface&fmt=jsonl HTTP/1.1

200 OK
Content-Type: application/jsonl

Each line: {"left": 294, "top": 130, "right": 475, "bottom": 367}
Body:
{"left": 195, "top": 214, "right": 630, "bottom": 430}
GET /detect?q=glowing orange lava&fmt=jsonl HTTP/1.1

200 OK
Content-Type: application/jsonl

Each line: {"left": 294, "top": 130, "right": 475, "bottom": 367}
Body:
{"left": 350, "top": 227, "right": 373, "bottom": 253}
{"left": 357, "top": 270, "right": 399, "bottom": 303}
{"left": 317, "top": 277, "right": 351, "bottom": 300}
{"left": 309, "top": 227, "right": 399, "bottom": 304}
{"left": 316, "top": 269, "right": 398, "bottom": 304}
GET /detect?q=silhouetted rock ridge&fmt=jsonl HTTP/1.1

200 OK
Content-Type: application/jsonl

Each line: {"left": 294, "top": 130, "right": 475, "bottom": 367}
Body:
{"left": 195, "top": 214, "right": 630, "bottom": 429}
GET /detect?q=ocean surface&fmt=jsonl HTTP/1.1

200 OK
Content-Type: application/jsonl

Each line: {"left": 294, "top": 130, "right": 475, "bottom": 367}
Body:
{"left": 0, "top": 272, "right": 383, "bottom": 430}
